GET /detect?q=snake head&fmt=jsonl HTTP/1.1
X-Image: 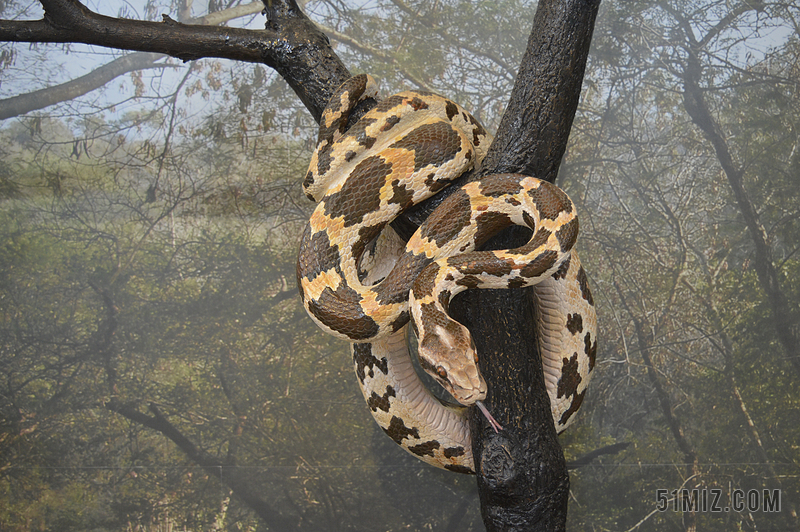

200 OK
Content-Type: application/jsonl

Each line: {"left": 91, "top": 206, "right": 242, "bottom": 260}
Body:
{"left": 417, "top": 319, "right": 487, "bottom": 406}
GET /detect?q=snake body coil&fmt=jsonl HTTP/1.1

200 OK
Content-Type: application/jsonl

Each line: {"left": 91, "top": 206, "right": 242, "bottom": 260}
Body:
{"left": 297, "top": 75, "right": 597, "bottom": 473}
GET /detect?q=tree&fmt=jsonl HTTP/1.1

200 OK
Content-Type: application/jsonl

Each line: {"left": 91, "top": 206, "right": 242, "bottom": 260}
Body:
{"left": 1, "top": 0, "right": 602, "bottom": 530}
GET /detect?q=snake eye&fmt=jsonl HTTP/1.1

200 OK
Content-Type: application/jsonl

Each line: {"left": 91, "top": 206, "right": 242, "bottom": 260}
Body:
{"left": 436, "top": 366, "right": 448, "bottom": 379}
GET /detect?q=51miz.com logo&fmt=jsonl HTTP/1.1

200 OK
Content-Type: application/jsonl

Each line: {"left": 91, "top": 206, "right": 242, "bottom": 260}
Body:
{"left": 656, "top": 488, "right": 781, "bottom": 513}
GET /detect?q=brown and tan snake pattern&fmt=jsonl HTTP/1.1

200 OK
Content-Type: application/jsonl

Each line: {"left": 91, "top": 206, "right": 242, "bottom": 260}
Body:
{"left": 297, "top": 75, "right": 597, "bottom": 473}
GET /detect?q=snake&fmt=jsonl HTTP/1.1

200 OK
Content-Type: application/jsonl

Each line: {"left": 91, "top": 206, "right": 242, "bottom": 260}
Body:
{"left": 296, "top": 74, "right": 597, "bottom": 474}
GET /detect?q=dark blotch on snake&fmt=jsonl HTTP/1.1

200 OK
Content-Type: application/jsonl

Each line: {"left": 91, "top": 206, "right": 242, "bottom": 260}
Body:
{"left": 351, "top": 224, "right": 384, "bottom": 272}
{"left": 455, "top": 275, "right": 481, "bottom": 289}
{"left": 528, "top": 182, "right": 573, "bottom": 220}
{"left": 381, "top": 115, "right": 401, "bottom": 131}
{"left": 343, "top": 116, "right": 378, "bottom": 149}
{"left": 372, "top": 94, "right": 406, "bottom": 113}
{"left": 479, "top": 175, "right": 522, "bottom": 198}
{"left": 409, "top": 96, "right": 429, "bottom": 111}
{"left": 303, "top": 170, "right": 315, "bottom": 193}
{"left": 519, "top": 249, "right": 558, "bottom": 279}
{"left": 408, "top": 440, "right": 440, "bottom": 457}
{"left": 522, "top": 210, "right": 536, "bottom": 230}
{"left": 503, "top": 228, "right": 551, "bottom": 257}
{"left": 448, "top": 253, "right": 513, "bottom": 278}
{"left": 353, "top": 343, "right": 388, "bottom": 383}
{"left": 445, "top": 100, "right": 459, "bottom": 120}
{"left": 437, "top": 289, "right": 451, "bottom": 312}
{"left": 297, "top": 227, "right": 340, "bottom": 281}
{"left": 577, "top": 266, "right": 594, "bottom": 305}
{"left": 322, "top": 155, "right": 391, "bottom": 227}
{"left": 552, "top": 256, "right": 571, "bottom": 280}
{"left": 507, "top": 276, "right": 527, "bottom": 289}
{"left": 388, "top": 179, "right": 415, "bottom": 208}
{"left": 445, "top": 464, "right": 475, "bottom": 474}
{"left": 418, "top": 188, "right": 472, "bottom": 248}
{"left": 585, "top": 332, "right": 597, "bottom": 370}
{"left": 307, "top": 285, "right": 380, "bottom": 340}
{"left": 390, "top": 122, "right": 463, "bottom": 173}
{"left": 384, "top": 415, "right": 420, "bottom": 444}
{"left": 557, "top": 352, "right": 582, "bottom": 399}
{"left": 389, "top": 310, "right": 410, "bottom": 333}
{"left": 315, "top": 143, "right": 334, "bottom": 177}
{"left": 343, "top": 74, "right": 369, "bottom": 108}
{"left": 558, "top": 390, "right": 585, "bottom": 428}
{"left": 474, "top": 211, "right": 513, "bottom": 248}
{"left": 373, "top": 252, "right": 431, "bottom": 306}
{"left": 566, "top": 313, "right": 583, "bottom": 335}
{"left": 444, "top": 446, "right": 466, "bottom": 458}
{"left": 556, "top": 218, "right": 579, "bottom": 252}
{"left": 412, "top": 262, "right": 440, "bottom": 299}
{"left": 367, "top": 386, "right": 396, "bottom": 412}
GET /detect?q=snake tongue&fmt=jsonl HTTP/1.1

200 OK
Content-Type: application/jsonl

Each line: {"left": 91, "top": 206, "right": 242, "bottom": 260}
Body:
{"left": 476, "top": 401, "right": 504, "bottom": 433}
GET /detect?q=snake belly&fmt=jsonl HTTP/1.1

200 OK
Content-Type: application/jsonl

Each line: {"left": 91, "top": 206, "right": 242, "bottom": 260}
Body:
{"left": 297, "top": 75, "right": 597, "bottom": 474}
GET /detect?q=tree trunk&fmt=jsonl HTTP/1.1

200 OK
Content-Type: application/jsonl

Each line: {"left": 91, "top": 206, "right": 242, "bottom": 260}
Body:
{"left": 682, "top": 48, "right": 800, "bottom": 377}
{"left": 453, "top": 1, "right": 599, "bottom": 530}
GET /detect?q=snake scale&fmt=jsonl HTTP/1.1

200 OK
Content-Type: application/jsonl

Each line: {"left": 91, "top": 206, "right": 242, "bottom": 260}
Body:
{"left": 297, "top": 75, "right": 597, "bottom": 474}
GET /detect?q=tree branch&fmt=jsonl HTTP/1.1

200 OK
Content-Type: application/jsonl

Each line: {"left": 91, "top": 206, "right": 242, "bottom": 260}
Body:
{"left": 106, "top": 400, "right": 299, "bottom": 531}
{"left": 0, "top": 2, "right": 270, "bottom": 120}
{"left": 0, "top": 52, "right": 165, "bottom": 120}
{"left": 0, "top": 0, "right": 266, "bottom": 62}
{"left": 566, "top": 442, "right": 630, "bottom": 469}
{"left": 0, "top": 0, "right": 351, "bottom": 122}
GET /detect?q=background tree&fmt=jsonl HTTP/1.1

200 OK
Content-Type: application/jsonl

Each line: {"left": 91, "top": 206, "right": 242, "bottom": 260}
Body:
{"left": 1, "top": 0, "right": 798, "bottom": 531}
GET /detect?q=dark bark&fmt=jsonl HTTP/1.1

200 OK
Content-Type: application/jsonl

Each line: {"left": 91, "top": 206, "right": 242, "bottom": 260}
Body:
{"left": 474, "top": 0, "right": 599, "bottom": 184}
{"left": 566, "top": 442, "right": 630, "bottom": 469}
{"left": 0, "top": 1, "right": 268, "bottom": 61}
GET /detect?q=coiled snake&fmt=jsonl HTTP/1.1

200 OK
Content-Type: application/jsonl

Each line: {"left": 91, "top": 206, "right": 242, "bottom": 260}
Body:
{"left": 297, "top": 75, "right": 597, "bottom": 474}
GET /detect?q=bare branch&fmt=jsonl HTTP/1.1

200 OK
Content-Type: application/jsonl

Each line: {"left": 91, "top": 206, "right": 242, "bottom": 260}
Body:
{"left": 0, "top": 0, "right": 352, "bottom": 122}
{"left": 106, "top": 400, "right": 299, "bottom": 530}
{"left": 0, "top": 0, "right": 268, "bottom": 62}
{"left": 0, "top": 52, "right": 165, "bottom": 120}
